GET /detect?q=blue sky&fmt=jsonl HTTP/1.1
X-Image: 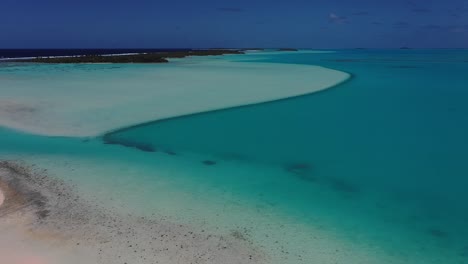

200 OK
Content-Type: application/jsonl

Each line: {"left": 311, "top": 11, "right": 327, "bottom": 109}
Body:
{"left": 1, "top": 0, "right": 467, "bottom": 48}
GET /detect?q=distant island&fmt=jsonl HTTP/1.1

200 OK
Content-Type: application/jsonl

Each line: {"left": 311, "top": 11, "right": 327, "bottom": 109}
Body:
{"left": 8, "top": 49, "right": 244, "bottom": 63}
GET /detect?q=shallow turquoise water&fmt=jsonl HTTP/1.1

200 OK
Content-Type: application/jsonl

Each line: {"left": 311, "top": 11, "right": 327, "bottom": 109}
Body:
{"left": 2, "top": 50, "right": 468, "bottom": 263}
{"left": 109, "top": 50, "right": 468, "bottom": 202}
{"left": 106, "top": 50, "right": 468, "bottom": 262}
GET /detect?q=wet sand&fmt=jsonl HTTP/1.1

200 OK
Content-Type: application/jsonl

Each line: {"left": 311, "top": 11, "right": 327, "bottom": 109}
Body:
{"left": 0, "top": 160, "right": 266, "bottom": 264}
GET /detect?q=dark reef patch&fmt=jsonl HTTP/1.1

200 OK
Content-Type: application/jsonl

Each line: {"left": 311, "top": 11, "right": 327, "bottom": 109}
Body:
{"left": 164, "top": 150, "right": 177, "bottom": 156}
{"left": 102, "top": 135, "right": 156, "bottom": 153}
{"left": 285, "top": 163, "right": 315, "bottom": 182}
{"left": 285, "top": 163, "right": 312, "bottom": 175}
{"left": 202, "top": 160, "right": 217, "bottom": 166}
{"left": 427, "top": 228, "right": 448, "bottom": 238}
{"left": 134, "top": 144, "right": 157, "bottom": 152}
{"left": 328, "top": 177, "right": 360, "bottom": 194}
{"left": 230, "top": 228, "right": 251, "bottom": 242}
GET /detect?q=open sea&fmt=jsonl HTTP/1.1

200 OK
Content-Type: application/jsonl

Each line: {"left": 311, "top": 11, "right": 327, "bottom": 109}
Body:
{"left": 1, "top": 49, "right": 468, "bottom": 263}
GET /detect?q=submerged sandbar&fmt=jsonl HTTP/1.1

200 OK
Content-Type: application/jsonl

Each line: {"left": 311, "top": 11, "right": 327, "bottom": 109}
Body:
{"left": 0, "top": 53, "right": 350, "bottom": 137}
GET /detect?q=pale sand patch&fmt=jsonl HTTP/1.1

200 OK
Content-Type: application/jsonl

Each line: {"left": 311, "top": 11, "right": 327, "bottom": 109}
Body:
{"left": 0, "top": 59, "right": 349, "bottom": 137}
{"left": 0, "top": 224, "right": 91, "bottom": 264}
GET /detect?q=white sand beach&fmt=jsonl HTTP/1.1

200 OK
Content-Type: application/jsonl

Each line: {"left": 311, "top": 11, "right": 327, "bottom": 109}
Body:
{"left": 0, "top": 160, "right": 267, "bottom": 264}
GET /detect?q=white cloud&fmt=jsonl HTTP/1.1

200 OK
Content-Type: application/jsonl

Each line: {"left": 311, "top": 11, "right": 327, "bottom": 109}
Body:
{"left": 329, "top": 13, "right": 347, "bottom": 24}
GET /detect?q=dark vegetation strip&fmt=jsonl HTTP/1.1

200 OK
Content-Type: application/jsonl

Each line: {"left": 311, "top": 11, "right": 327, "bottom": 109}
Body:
{"left": 9, "top": 49, "right": 245, "bottom": 63}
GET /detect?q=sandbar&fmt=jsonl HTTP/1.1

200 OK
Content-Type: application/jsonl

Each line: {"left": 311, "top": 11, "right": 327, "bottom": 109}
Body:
{"left": 0, "top": 58, "right": 349, "bottom": 137}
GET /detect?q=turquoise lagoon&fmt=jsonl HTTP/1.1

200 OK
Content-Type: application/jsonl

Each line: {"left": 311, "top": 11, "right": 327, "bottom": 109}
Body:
{"left": 1, "top": 50, "right": 468, "bottom": 263}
